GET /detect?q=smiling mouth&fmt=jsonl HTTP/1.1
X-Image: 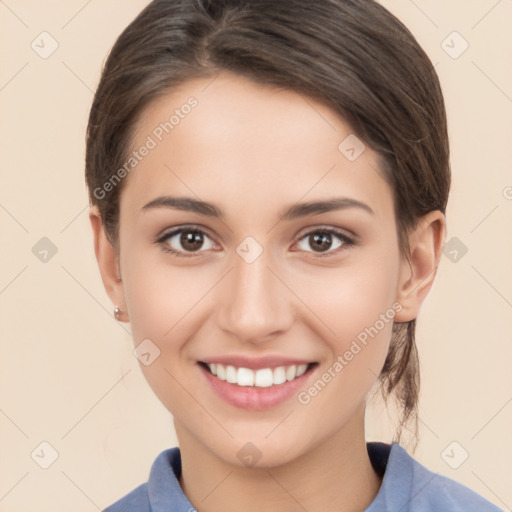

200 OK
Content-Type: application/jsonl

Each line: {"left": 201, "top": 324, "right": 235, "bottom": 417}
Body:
{"left": 198, "top": 361, "right": 318, "bottom": 388}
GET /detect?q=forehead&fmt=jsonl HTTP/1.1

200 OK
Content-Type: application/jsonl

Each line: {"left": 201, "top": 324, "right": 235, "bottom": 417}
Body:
{"left": 121, "top": 72, "right": 394, "bottom": 223}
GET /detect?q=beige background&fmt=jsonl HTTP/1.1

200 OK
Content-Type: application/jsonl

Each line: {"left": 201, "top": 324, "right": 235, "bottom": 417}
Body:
{"left": 1, "top": 1, "right": 511, "bottom": 510}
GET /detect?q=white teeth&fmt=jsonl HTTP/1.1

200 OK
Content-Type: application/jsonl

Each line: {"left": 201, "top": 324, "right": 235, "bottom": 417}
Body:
{"left": 237, "top": 367, "right": 254, "bottom": 386}
{"left": 255, "top": 368, "right": 273, "bottom": 388}
{"left": 296, "top": 364, "right": 308, "bottom": 377}
{"left": 286, "top": 365, "right": 297, "bottom": 381}
{"left": 273, "top": 366, "right": 287, "bottom": 385}
{"left": 216, "top": 364, "right": 226, "bottom": 380}
{"left": 206, "top": 362, "right": 311, "bottom": 387}
{"left": 225, "top": 365, "right": 237, "bottom": 384}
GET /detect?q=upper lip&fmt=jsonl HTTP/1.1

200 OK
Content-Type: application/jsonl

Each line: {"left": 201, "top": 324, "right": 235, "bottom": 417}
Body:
{"left": 199, "top": 355, "right": 316, "bottom": 370}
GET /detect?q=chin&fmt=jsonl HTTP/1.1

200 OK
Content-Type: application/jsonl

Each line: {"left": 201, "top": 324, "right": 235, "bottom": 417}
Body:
{"left": 206, "top": 433, "right": 306, "bottom": 470}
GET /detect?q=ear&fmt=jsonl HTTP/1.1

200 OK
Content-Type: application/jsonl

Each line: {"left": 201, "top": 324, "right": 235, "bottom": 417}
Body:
{"left": 394, "top": 210, "right": 446, "bottom": 322}
{"left": 89, "top": 206, "right": 129, "bottom": 322}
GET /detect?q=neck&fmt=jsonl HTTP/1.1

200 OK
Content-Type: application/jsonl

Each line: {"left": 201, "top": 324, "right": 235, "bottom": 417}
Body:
{"left": 176, "top": 405, "right": 382, "bottom": 512}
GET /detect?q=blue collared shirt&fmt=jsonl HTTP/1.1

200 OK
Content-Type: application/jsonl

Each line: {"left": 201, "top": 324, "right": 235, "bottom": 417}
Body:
{"left": 103, "top": 442, "right": 503, "bottom": 511}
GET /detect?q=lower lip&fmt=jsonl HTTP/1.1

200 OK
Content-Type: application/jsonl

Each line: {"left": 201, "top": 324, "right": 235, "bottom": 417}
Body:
{"left": 198, "top": 363, "right": 316, "bottom": 411}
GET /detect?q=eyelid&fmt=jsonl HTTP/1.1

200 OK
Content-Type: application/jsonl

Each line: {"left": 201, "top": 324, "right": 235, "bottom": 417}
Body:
{"left": 155, "top": 223, "right": 214, "bottom": 242}
{"left": 295, "top": 224, "right": 357, "bottom": 243}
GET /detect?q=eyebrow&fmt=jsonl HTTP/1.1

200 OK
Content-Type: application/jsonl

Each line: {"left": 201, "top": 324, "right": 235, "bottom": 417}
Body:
{"left": 141, "top": 196, "right": 374, "bottom": 220}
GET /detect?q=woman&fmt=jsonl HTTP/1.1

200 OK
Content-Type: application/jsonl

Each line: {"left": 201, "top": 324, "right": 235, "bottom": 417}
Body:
{"left": 86, "top": 0, "right": 502, "bottom": 510}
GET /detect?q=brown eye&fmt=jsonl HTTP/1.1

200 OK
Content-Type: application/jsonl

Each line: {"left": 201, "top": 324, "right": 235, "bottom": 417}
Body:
{"left": 309, "top": 232, "right": 334, "bottom": 252}
{"left": 158, "top": 227, "right": 216, "bottom": 256}
{"left": 296, "top": 229, "right": 354, "bottom": 255}
{"left": 179, "top": 230, "right": 205, "bottom": 251}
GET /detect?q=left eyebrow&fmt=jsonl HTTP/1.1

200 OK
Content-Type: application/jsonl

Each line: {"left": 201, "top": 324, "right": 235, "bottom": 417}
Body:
{"left": 140, "top": 195, "right": 374, "bottom": 220}
{"left": 278, "top": 197, "right": 374, "bottom": 220}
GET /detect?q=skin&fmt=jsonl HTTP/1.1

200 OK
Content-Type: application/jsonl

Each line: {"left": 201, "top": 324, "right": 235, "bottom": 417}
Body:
{"left": 90, "top": 72, "right": 445, "bottom": 512}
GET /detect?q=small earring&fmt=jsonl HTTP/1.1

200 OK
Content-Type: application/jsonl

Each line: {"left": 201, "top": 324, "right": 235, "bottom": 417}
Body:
{"left": 114, "top": 306, "right": 124, "bottom": 320}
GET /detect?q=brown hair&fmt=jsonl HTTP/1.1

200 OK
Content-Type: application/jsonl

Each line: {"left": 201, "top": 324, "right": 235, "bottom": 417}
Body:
{"left": 85, "top": 0, "right": 450, "bottom": 447}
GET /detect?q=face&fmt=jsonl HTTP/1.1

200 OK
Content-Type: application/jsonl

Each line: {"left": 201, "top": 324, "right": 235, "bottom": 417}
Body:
{"left": 106, "top": 72, "right": 416, "bottom": 467}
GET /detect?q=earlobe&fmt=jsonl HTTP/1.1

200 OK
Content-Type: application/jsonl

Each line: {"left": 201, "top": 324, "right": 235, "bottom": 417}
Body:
{"left": 394, "top": 210, "right": 446, "bottom": 323}
{"left": 89, "top": 207, "right": 129, "bottom": 322}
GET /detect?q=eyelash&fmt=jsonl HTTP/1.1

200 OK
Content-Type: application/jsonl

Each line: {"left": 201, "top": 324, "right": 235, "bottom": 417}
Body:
{"left": 155, "top": 225, "right": 356, "bottom": 258}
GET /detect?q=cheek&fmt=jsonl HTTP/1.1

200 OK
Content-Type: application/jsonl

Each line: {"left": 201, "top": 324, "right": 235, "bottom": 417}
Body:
{"left": 121, "top": 241, "right": 213, "bottom": 343}
{"left": 293, "top": 249, "right": 400, "bottom": 345}
{"left": 293, "top": 247, "right": 400, "bottom": 394}
{"left": 120, "top": 252, "right": 211, "bottom": 416}
{"left": 294, "top": 272, "right": 398, "bottom": 434}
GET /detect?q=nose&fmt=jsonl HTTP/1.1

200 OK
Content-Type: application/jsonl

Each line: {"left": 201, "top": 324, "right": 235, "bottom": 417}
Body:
{"left": 215, "top": 247, "right": 295, "bottom": 345}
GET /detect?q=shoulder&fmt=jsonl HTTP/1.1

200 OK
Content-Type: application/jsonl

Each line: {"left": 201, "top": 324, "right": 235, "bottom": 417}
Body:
{"left": 367, "top": 442, "right": 503, "bottom": 512}
{"left": 102, "top": 447, "right": 186, "bottom": 512}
